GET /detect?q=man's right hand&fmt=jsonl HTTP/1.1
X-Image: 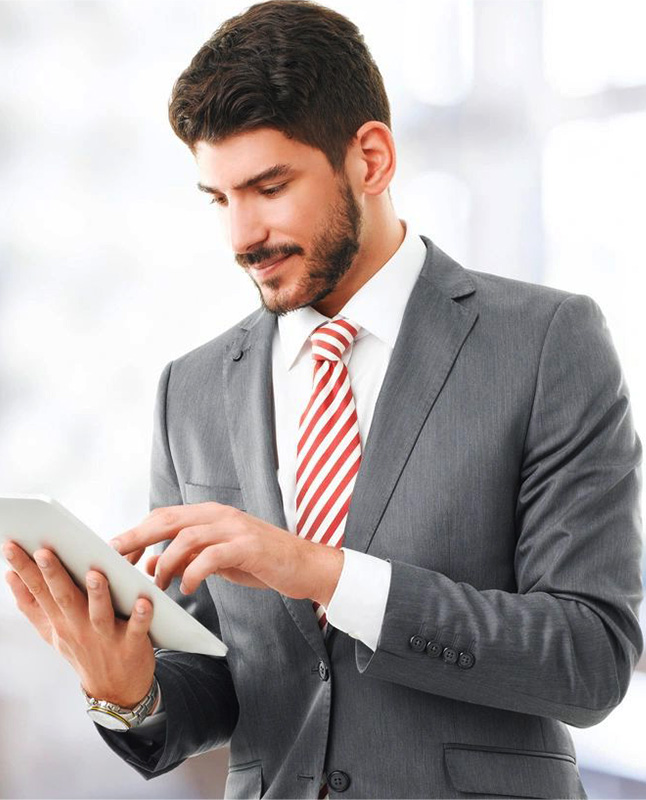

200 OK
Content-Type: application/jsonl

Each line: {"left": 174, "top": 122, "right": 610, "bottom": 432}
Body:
{"left": 2, "top": 541, "right": 156, "bottom": 708}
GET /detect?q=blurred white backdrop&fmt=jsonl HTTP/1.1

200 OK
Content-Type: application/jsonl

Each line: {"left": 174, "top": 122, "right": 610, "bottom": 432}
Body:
{"left": 1, "top": 1, "right": 645, "bottom": 797}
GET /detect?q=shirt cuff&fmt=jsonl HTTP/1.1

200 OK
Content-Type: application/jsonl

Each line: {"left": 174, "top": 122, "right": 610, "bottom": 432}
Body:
{"left": 324, "top": 547, "right": 392, "bottom": 652}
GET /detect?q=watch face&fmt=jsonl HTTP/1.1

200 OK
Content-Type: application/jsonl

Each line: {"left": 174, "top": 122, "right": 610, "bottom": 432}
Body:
{"left": 87, "top": 708, "right": 131, "bottom": 731}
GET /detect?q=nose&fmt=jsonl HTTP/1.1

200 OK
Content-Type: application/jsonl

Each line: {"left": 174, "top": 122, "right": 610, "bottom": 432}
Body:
{"left": 226, "top": 197, "right": 268, "bottom": 256}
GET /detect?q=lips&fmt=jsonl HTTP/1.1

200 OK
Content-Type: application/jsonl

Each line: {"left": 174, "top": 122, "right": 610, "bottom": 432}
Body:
{"left": 251, "top": 254, "right": 292, "bottom": 278}
{"left": 255, "top": 254, "right": 290, "bottom": 271}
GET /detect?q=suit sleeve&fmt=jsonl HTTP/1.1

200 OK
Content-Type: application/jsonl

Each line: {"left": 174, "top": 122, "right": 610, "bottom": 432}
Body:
{"left": 355, "top": 293, "right": 643, "bottom": 728}
{"left": 94, "top": 360, "right": 239, "bottom": 779}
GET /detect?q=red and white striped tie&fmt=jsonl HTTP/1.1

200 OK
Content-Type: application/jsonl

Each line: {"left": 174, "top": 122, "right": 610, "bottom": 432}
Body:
{"left": 295, "top": 315, "right": 362, "bottom": 799}
{"left": 296, "top": 315, "right": 362, "bottom": 629}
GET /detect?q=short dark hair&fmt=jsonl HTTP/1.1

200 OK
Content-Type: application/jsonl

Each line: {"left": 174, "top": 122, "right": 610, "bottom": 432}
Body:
{"left": 168, "top": 0, "right": 391, "bottom": 172}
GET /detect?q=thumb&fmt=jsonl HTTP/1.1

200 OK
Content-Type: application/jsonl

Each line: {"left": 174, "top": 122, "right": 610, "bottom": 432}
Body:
{"left": 125, "top": 547, "right": 146, "bottom": 566}
{"left": 145, "top": 554, "right": 160, "bottom": 576}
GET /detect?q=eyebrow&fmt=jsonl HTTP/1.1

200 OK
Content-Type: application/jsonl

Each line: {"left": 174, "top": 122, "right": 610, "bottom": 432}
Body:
{"left": 197, "top": 163, "right": 294, "bottom": 195}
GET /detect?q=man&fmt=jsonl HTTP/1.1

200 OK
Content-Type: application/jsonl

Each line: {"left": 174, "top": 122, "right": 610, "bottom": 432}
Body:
{"left": 3, "top": 1, "right": 643, "bottom": 798}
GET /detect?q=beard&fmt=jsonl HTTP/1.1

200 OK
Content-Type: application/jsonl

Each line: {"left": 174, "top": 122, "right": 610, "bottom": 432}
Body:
{"left": 238, "top": 171, "right": 363, "bottom": 317}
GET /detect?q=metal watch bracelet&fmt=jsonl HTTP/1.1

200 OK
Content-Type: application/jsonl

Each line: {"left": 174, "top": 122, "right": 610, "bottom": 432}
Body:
{"left": 82, "top": 677, "right": 160, "bottom": 732}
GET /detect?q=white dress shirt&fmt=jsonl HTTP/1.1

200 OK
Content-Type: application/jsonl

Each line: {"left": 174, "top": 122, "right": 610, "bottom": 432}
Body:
{"left": 135, "top": 222, "right": 427, "bottom": 727}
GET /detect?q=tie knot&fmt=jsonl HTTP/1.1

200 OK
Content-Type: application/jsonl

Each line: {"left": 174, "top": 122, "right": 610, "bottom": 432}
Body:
{"left": 310, "top": 316, "right": 361, "bottom": 362}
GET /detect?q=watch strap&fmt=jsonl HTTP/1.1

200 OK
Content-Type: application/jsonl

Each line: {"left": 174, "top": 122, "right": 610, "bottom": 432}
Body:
{"left": 82, "top": 677, "right": 159, "bottom": 729}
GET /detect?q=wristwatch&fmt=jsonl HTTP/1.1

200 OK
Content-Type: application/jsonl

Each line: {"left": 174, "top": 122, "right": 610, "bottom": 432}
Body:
{"left": 82, "top": 678, "right": 160, "bottom": 731}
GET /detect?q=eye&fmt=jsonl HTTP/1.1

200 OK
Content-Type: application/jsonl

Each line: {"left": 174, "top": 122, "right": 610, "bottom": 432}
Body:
{"left": 259, "top": 183, "right": 286, "bottom": 197}
{"left": 209, "top": 195, "right": 227, "bottom": 206}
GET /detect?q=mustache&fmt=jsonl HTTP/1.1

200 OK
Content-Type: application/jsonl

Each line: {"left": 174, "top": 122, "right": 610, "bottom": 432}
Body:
{"left": 236, "top": 243, "right": 303, "bottom": 269}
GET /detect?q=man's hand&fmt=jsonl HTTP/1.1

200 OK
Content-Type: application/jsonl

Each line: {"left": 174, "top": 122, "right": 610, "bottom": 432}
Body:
{"left": 2, "top": 541, "right": 156, "bottom": 707}
{"left": 110, "top": 503, "right": 344, "bottom": 607}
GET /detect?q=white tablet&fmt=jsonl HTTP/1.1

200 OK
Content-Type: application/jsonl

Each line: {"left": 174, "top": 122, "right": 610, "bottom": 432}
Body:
{"left": 0, "top": 495, "right": 227, "bottom": 658}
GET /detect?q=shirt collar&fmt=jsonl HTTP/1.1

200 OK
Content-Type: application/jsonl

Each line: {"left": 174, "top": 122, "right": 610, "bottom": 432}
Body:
{"left": 278, "top": 221, "right": 427, "bottom": 371}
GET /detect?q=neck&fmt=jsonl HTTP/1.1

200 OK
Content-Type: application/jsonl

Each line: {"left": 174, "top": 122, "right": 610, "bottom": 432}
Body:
{"left": 312, "top": 212, "right": 406, "bottom": 318}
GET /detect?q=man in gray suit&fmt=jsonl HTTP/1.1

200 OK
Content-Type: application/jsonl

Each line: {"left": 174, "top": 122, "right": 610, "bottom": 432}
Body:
{"left": 3, "top": 1, "right": 643, "bottom": 798}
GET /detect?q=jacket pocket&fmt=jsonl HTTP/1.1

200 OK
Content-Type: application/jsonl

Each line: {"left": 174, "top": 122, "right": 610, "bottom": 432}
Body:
{"left": 444, "top": 744, "right": 585, "bottom": 799}
{"left": 224, "top": 760, "right": 263, "bottom": 799}
{"left": 185, "top": 482, "right": 246, "bottom": 511}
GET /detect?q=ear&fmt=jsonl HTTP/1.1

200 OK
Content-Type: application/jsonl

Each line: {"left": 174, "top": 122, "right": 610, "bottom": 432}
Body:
{"left": 347, "top": 120, "right": 396, "bottom": 197}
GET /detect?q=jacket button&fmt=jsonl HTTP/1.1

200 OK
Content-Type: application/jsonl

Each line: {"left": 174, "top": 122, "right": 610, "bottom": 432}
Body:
{"left": 318, "top": 660, "right": 330, "bottom": 681}
{"left": 409, "top": 635, "right": 426, "bottom": 652}
{"left": 426, "top": 640, "right": 442, "bottom": 658}
{"left": 328, "top": 770, "right": 351, "bottom": 792}
{"left": 458, "top": 651, "right": 476, "bottom": 669}
{"left": 231, "top": 349, "right": 244, "bottom": 361}
{"left": 442, "top": 646, "right": 458, "bottom": 664}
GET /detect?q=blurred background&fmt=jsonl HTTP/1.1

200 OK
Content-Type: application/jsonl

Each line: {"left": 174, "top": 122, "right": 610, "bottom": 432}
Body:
{"left": 1, "top": 0, "right": 645, "bottom": 797}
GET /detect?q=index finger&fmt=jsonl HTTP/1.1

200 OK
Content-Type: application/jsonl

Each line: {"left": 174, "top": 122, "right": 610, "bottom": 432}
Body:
{"left": 109, "top": 504, "right": 219, "bottom": 556}
{"left": 3, "top": 541, "right": 81, "bottom": 624}
{"left": 33, "top": 548, "right": 87, "bottom": 623}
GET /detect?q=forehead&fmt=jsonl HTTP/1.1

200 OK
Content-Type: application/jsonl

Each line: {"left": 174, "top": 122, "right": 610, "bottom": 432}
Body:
{"left": 193, "top": 128, "right": 331, "bottom": 189}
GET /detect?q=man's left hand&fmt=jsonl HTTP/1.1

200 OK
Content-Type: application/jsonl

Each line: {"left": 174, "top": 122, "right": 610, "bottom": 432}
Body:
{"left": 109, "top": 503, "right": 344, "bottom": 607}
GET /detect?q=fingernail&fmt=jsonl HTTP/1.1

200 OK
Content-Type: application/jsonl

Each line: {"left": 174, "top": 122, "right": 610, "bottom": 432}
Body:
{"left": 34, "top": 554, "right": 49, "bottom": 569}
{"left": 136, "top": 602, "right": 147, "bottom": 615}
{"left": 109, "top": 539, "right": 121, "bottom": 553}
{"left": 87, "top": 577, "right": 99, "bottom": 589}
{"left": 180, "top": 582, "right": 189, "bottom": 594}
{"left": 3, "top": 546, "right": 15, "bottom": 561}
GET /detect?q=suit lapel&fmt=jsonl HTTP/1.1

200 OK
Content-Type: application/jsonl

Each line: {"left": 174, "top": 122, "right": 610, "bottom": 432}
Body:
{"left": 342, "top": 238, "right": 479, "bottom": 556}
{"left": 223, "top": 309, "right": 285, "bottom": 529}
{"left": 224, "top": 308, "right": 331, "bottom": 659}
{"left": 224, "top": 237, "right": 479, "bottom": 659}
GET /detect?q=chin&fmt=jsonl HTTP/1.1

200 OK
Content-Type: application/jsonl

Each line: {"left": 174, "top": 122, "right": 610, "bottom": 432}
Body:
{"left": 260, "top": 285, "right": 315, "bottom": 316}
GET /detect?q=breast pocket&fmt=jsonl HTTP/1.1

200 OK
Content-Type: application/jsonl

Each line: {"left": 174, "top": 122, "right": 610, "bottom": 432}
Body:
{"left": 184, "top": 482, "right": 246, "bottom": 512}
{"left": 224, "top": 760, "right": 263, "bottom": 799}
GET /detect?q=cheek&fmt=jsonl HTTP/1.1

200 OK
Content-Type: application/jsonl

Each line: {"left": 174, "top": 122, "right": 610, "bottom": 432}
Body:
{"left": 273, "top": 193, "right": 324, "bottom": 242}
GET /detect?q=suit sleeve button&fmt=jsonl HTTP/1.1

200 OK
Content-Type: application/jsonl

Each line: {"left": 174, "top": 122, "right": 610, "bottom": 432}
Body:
{"left": 409, "top": 635, "right": 426, "bottom": 652}
{"left": 442, "top": 646, "right": 458, "bottom": 664}
{"left": 426, "top": 640, "right": 442, "bottom": 658}
{"left": 457, "top": 651, "right": 476, "bottom": 669}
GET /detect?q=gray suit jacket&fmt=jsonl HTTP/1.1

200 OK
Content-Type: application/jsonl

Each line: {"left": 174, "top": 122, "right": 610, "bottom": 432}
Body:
{"left": 97, "top": 236, "right": 643, "bottom": 799}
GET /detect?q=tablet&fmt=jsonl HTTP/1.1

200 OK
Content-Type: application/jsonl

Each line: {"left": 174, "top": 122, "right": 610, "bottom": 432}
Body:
{"left": 0, "top": 495, "right": 227, "bottom": 658}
